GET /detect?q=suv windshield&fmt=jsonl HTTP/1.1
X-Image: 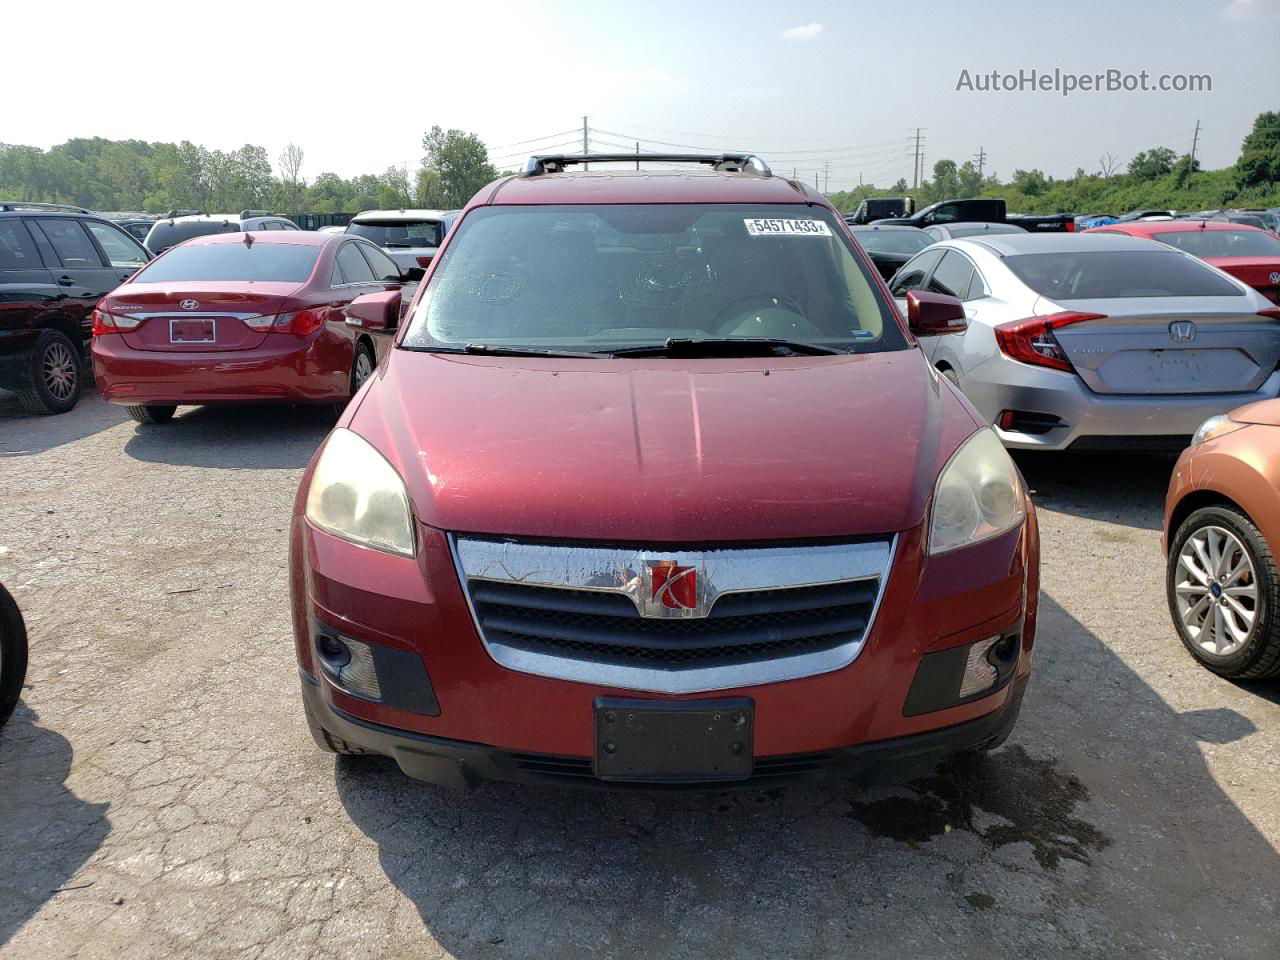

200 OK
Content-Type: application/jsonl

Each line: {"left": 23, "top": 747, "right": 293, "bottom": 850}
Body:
{"left": 145, "top": 219, "right": 238, "bottom": 253}
{"left": 853, "top": 230, "right": 934, "bottom": 255}
{"left": 402, "top": 204, "right": 903, "bottom": 354}
{"left": 1004, "top": 250, "right": 1244, "bottom": 299}
{"left": 136, "top": 242, "right": 320, "bottom": 283}
{"left": 1153, "top": 229, "right": 1280, "bottom": 258}
{"left": 348, "top": 220, "right": 444, "bottom": 248}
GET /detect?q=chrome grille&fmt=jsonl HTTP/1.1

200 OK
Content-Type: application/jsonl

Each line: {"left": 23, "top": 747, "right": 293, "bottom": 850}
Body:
{"left": 452, "top": 536, "right": 895, "bottom": 694}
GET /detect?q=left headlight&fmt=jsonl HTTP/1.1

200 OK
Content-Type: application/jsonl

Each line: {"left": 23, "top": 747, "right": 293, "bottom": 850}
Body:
{"left": 305, "top": 428, "right": 415, "bottom": 557}
{"left": 929, "top": 428, "right": 1026, "bottom": 555}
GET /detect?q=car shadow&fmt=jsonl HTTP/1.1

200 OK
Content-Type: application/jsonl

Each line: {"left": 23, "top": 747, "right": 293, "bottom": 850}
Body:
{"left": 333, "top": 594, "right": 1280, "bottom": 958}
{"left": 123, "top": 405, "right": 334, "bottom": 470}
{"left": 1012, "top": 450, "right": 1178, "bottom": 532}
{"left": 0, "top": 391, "right": 127, "bottom": 458}
{"left": 0, "top": 703, "right": 111, "bottom": 948}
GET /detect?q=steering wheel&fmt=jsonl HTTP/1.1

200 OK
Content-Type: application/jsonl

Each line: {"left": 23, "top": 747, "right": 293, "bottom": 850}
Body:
{"left": 710, "top": 293, "right": 812, "bottom": 337}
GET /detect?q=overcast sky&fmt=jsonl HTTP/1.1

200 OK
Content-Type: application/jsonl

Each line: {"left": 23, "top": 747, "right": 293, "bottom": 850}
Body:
{"left": 6, "top": 0, "right": 1279, "bottom": 191}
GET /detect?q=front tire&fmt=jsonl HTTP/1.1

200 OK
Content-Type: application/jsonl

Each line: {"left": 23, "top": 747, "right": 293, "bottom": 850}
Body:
{"left": 16, "top": 330, "right": 81, "bottom": 415}
{"left": 126, "top": 404, "right": 177, "bottom": 425}
{"left": 0, "top": 583, "right": 29, "bottom": 726}
{"left": 1168, "top": 505, "right": 1280, "bottom": 680}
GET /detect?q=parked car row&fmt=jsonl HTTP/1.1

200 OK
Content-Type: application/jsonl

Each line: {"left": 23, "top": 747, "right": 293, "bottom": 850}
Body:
{"left": 5, "top": 155, "right": 1278, "bottom": 788}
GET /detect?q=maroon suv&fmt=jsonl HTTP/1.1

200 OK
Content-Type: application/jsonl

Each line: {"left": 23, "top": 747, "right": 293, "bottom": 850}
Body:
{"left": 291, "top": 153, "right": 1040, "bottom": 788}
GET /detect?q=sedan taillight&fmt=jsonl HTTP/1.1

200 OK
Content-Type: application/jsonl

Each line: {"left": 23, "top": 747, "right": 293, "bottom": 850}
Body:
{"left": 91, "top": 309, "right": 143, "bottom": 335}
{"left": 993, "top": 312, "right": 1105, "bottom": 372}
{"left": 242, "top": 309, "right": 327, "bottom": 336}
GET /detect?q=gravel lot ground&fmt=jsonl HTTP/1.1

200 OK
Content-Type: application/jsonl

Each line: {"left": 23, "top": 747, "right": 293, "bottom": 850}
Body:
{"left": 1, "top": 391, "right": 1278, "bottom": 960}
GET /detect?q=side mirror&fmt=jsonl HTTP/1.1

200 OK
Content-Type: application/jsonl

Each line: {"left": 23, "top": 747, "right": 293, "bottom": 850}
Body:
{"left": 347, "top": 291, "right": 401, "bottom": 330}
{"left": 401, "top": 265, "right": 425, "bottom": 282}
{"left": 906, "top": 291, "right": 967, "bottom": 336}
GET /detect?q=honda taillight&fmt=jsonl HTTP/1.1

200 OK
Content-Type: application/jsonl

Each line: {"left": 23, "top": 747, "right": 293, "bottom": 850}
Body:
{"left": 91, "top": 309, "right": 142, "bottom": 335}
{"left": 1259, "top": 307, "right": 1280, "bottom": 320}
{"left": 416, "top": 256, "right": 433, "bottom": 268}
{"left": 993, "top": 312, "right": 1105, "bottom": 372}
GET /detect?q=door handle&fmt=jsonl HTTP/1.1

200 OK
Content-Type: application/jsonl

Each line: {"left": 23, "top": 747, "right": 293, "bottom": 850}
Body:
{"left": 56, "top": 276, "right": 75, "bottom": 286}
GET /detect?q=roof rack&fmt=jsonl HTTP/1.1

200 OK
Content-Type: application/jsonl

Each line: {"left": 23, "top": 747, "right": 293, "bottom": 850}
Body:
{"left": 163, "top": 209, "right": 207, "bottom": 219}
{"left": 0, "top": 201, "right": 92, "bottom": 214}
{"left": 239, "top": 209, "right": 273, "bottom": 218}
{"left": 519, "top": 153, "right": 772, "bottom": 178}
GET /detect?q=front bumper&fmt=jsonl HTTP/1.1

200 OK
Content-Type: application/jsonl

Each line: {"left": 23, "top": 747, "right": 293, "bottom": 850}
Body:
{"left": 92, "top": 334, "right": 343, "bottom": 406}
{"left": 964, "top": 363, "right": 1280, "bottom": 452}
{"left": 301, "top": 669, "right": 1028, "bottom": 789}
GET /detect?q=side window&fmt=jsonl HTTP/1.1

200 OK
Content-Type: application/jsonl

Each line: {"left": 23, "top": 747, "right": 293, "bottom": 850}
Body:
{"left": 923, "top": 226, "right": 943, "bottom": 241}
{"left": 262, "top": 221, "right": 282, "bottom": 231}
{"left": 0, "top": 220, "right": 43, "bottom": 270}
{"left": 335, "top": 242, "right": 376, "bottom": 284}
{"left": 928, "top": 250, "right": 975, "bottom": 300}
{"left": 889, "top": 248, "right": 943, "bottom": 296}
{"left": 84, "top": 221, "right": 148, "bottom": 268}
{"left": 931, "top": 204, "right": 960, "bottom": 224}
{"left": 34, "top": 218, "right": 105, "bottom": 267}
{"left": 966, "top": 267, "right": 990, "bottom": 301}
{"left": 281, "top": 221, "right": 300, "bottom": 231}
{"left": 358, "top": 243, "right": 402, "bottom": 282}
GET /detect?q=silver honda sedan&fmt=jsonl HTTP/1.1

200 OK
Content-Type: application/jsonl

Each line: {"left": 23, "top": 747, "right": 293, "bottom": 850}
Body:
{"left": 889, "top": 233, "right": 1280, "bottom": 451}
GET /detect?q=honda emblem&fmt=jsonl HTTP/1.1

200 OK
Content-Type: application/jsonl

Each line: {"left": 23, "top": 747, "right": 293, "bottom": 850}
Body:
{"left": 180, "top": 299, "right": 199, "bottom": 310}
{"left": 1169, "top": 321, "right": 1196, "bottom": 342}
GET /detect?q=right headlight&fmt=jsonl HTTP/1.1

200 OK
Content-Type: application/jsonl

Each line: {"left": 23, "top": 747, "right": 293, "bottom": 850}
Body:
{"left": 929, "top": 428, "right": 1026, "bottom": 555}
{"left": 1191, "top": 414, "right": 1246, "bottom": 446}
{"left": 305, "top": 428, "right": 415, "bottom": 557}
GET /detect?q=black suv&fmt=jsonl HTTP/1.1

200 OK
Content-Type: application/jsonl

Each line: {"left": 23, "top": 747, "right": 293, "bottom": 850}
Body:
{"left": 0, "top": 202, "right": 151, "bottom": 414}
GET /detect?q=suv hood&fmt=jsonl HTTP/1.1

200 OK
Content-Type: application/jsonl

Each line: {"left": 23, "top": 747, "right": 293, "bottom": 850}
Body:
{"left": 348, "top": 350, "right": 979, "bottom": 543}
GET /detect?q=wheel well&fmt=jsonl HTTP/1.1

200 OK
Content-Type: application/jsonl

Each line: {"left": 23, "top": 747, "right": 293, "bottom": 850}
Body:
{"left": 355, "top": 334, "right": 375, "bottom": 357}
{"left": 43, "top": 318, "right": 88, "bottom": 353}
{"left": 935, "top": 360, "right": 953, "bottom": 372}
{"left": 1168, "top": 490, "right": 1248, "bottom": 550}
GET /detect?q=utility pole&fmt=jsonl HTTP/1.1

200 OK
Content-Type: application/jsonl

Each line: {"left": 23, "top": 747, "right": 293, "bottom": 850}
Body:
{"left": 815, "top": 170, "right": 821, "bottom": 189}
{"left": 582, "top": 115, "right": 589, "bottom": 169}
{"left": 1189, "top": 119, "right": 1200, "bottom": 170}
{"left": 635, "top": 141, "right": 640, "bottom": 171}
{"left": 975, "top": 145, "right": 986, "bottom": 179}
{"left": 792, "top": 166, "right": 797, "bottom": 179}
{"left": 911, "top": 128, "right": 923, "bottom": 189}
{"left": 823, "top": 161, "right": 830, "bottom": 194}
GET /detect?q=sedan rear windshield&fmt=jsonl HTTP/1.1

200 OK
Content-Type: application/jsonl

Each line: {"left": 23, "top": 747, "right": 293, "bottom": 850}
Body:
{"left": 145, "top": 220, "right": 238, "bottom": 252}
{"left": 136, "top": 242, "right": 320, "bottom": 283}
{"left": 347, "top": 220, "right": 444, "bottom": 248}
{"left": 402, "top": 204, "right": 903, "bottom": 354}
{"left": 1004, "top": 250, "right": 1244, "bottom": 299}
{"left": 1152, "top": 230, "right": 1280, "bottom": 258}
{"left": 853, "top": 230, "right": 934, "bottom": 255}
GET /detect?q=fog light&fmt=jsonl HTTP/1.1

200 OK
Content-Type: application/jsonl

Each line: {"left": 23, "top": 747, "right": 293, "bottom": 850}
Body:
{"left": 958, "top": 636, "right": 1002, "bottom": 698}
{"left": 315, "top": 632, "right": 382, "bottom": 701}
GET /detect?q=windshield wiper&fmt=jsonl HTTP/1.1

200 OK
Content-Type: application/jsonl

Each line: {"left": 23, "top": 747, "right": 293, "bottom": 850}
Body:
{"left": 610, "top": 337, "right": 846, "bottom": 358}
{"left": 461, "top": 343, "right": 608, "bottom": 359}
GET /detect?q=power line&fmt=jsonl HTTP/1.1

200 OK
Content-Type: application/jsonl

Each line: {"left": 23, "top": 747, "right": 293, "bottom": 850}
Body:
{"left": 487, "top": 128, "right": 582, "bottom": 151}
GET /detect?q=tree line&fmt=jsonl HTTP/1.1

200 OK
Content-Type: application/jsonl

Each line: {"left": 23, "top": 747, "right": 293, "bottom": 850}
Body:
{"left": 3, "top": 112, "right": 1278, "bottom": 217}
{"left": 828, "top": 111, "right": 1280, "bottom": 216}
{"left": 0, "top": 127, "right": 504, "bottom": 215}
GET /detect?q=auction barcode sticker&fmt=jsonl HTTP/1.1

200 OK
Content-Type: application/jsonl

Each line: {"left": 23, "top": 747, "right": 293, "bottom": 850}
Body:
{"left": 744, "top": 218, "right": 832, "bottom": 237}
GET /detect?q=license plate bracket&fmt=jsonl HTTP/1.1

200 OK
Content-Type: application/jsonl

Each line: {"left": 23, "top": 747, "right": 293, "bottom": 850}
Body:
{"left": 593, "top": 697, "right": 754, "bottom": 783}
{"left": 169, "top": 317, "right": 215, "bottom": 343}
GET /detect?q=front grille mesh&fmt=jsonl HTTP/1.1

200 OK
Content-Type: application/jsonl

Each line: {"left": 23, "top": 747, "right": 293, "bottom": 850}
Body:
{"left": 468, "top": 579, "right": 878, "bottom": 670}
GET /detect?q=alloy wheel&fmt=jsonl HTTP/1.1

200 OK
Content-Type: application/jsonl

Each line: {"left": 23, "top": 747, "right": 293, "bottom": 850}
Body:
{"left": 1174, "top": 524, "right": 1258, "bottom": 656}
{"left": 43, "top": 342, "right": 78, "bottom": 401}
{"left": 354, "top": 351, "right": 374, "bottom": 389}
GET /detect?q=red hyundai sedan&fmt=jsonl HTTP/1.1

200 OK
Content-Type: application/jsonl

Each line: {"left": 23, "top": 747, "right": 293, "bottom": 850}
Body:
{"left": 1086, "top": 219, "right": 1280, "bottom": 303}
{"left": 291, "top": 153, "right": 1040, "bottom": 788}
{"left": 92, "top": 231, "right": 418, "bottom": 423}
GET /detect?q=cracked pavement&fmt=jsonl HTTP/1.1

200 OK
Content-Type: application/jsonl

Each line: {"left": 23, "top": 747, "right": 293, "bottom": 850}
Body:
{"left": 1, "top": 392, "right": 1278, "bottom": 959}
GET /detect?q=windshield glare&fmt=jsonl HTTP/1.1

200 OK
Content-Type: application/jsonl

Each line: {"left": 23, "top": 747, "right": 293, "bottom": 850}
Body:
{"left": 137, "top": 242, "right": 320, "bottom": 283}
{"left": 402, "top": 204, "right": 902, "bottom": 353}
{"left": 348, "top": 221, "right": 443, "bottom": 248}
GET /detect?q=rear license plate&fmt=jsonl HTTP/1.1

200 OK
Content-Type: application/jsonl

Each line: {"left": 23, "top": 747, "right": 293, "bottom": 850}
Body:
{"left": 593, "top": 697, "right": 754, "bottom": 783}
{"left": 169, "top": 318, "right": 215, "bottom": 343}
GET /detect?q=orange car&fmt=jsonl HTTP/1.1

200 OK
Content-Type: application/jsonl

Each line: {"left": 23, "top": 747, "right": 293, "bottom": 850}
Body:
{"left": 1165, "top": 400, "right": 1280, "bottom": 679}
